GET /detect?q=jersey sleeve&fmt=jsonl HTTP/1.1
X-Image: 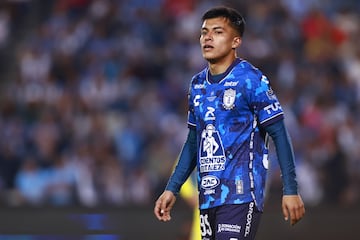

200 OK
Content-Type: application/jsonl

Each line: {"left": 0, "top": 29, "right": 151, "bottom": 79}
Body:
{"left": 264, "top": 120, "right": 298, "bottom": 195}
{"left": 247, "top": 73, "right": 284, "bottom": 127}
{"left": 165, "top": 128, "right": 197, "bottom": 195}
{"left": 187, "top": 80, "right": 197, "bottom": 129}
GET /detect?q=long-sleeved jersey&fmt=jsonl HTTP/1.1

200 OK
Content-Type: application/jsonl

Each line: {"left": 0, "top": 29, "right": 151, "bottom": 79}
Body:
{"left": 187, "top": 58, "right": 284, "bottom": 211}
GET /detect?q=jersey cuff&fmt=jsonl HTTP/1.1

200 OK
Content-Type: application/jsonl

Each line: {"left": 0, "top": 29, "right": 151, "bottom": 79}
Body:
{"left": 260, "top": 113, "right": 284, "bottom": 128}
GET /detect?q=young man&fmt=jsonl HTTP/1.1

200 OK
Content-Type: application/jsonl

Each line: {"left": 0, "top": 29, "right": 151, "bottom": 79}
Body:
{"left": 154, "top": 6, "right": 305, "bottom": 240}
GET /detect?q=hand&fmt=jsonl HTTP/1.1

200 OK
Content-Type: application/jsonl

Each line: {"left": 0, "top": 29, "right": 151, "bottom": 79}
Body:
{"left": 282, "top": 194, "right": 305, "bottom": 226}
{"left": 154, "top": 190, "right": 177, "bottom": 221}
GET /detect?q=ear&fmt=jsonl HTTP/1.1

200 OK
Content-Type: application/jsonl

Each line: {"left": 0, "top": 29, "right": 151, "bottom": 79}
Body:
{"left": 232, "top": 37, "right": 242, "bottom": 49}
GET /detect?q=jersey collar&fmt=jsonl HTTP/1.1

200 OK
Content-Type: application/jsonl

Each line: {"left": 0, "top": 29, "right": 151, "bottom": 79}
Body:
{"left": 207, "top": 58, "right": 242, "bottom": 84}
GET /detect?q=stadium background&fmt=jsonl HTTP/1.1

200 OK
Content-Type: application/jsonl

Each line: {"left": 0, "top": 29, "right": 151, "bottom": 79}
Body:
{"left": 0, "top": 0, "right": 359, "bottom": 239}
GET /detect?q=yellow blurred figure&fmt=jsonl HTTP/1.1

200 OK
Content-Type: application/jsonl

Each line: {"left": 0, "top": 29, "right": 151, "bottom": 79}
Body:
{"left": 180, "top": 172, "right": 201, "bottom": 240}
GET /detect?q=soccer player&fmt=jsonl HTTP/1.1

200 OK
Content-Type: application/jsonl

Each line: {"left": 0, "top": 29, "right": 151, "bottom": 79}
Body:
{"left": 154, "top": 6, "right": 305, "bottom": 240}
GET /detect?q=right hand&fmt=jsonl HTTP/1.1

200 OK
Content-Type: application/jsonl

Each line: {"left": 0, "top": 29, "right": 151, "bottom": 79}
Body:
{"left": 154, "top": 190, "right": 177, "bottom": 221}
{"left": 282, "top": 194, "right": 305, "bottom": 226}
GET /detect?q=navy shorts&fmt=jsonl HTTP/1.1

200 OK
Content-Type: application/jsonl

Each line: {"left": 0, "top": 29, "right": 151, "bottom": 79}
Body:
{"left": 199, "top": 202, "right": 262, "bottom": 240}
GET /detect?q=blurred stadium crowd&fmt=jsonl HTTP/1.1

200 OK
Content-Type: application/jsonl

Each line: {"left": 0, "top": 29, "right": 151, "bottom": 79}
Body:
{"left": 0, "top": 0, "right": 359, "bottom": 208}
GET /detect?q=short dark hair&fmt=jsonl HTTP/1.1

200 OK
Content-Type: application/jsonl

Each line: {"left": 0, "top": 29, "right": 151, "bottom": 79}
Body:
{"left": 202, "top": 6, "right": 245, "bottom": 37}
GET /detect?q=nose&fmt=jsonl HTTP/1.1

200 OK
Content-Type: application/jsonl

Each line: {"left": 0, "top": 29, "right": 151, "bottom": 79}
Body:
{"left": 202, "top": 32, "right": 212, "bottom": 42}
{"left": 205, "top": 32, "right": 212, "bottom": 40}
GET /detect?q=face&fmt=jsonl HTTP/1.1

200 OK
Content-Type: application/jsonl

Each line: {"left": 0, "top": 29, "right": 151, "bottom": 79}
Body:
{"left": 200, "top": 17, "right": 241, "bottom": 63}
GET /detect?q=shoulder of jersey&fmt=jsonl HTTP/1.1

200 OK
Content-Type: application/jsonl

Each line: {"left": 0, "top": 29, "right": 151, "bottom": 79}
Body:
{"left": 235, "top": 60, "right": 260, "bottom": 74}
{"left": 232, "top": 60, "right": 265, "bottom": 83}
{"left": 191, "top": 68, "right": 207, "bottom": 83}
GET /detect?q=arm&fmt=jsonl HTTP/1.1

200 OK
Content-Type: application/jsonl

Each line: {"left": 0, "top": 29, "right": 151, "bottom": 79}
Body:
{"left": 154, "top": 128, "right": 197, "bottom": 221}
{"left": 165, "top": 128, "right": 197, "bottom": 195}
{"left": 264, "top": 120, "right": 305, "bottom": 226}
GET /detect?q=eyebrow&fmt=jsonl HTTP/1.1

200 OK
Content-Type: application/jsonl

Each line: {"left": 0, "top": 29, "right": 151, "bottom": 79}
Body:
{"left": 201, "top": 26, "right": 225, "bottom": 31}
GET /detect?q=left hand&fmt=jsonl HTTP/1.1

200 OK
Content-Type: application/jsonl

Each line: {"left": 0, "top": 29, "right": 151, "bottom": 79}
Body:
{"left": 154, "top": 190, "right": 177, "bottom": 222}
{"left": 282, "top": 194, "right": 305, "bottom": 226}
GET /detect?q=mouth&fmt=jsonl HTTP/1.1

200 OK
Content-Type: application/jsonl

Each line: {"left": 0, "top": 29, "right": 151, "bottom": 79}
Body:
{"left": 203, "top": 44, "right": 214, "bottom": 51}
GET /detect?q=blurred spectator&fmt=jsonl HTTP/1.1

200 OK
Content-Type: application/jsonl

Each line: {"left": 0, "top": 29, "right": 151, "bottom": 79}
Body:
{"left": 0, "top": 9, "right": 10, "bottom": 48}
{"left": 46, "top": 154, "right": 76, "bottom": 205}
{"left": 14, "top": 157, "right": 48, "bottom": 205}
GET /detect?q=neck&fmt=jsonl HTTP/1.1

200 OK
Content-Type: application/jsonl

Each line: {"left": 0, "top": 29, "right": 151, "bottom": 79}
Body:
{"left": 208, "top": 54, "right": 237, "bottom": 75}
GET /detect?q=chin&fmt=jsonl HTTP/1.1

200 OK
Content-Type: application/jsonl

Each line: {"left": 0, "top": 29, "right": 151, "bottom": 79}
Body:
{"left": 204, "top": 57, "right": 218, "bottom": 64}
{"left": 203, "top": 54, "right": 216, "bottom": 62}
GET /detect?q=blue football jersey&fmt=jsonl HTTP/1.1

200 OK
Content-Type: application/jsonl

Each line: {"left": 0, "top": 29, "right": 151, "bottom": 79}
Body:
{"left": 188, "top": 58, "right": 284, "bottom": 211}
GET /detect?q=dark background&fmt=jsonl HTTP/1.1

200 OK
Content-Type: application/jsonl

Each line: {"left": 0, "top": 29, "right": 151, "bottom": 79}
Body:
{"left": 0, "top": 199, "right": 359, "bottom": 240}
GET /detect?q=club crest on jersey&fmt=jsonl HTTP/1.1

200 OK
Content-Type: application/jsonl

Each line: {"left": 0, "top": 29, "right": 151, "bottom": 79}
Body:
{"left": 223, "top": 88, "right": 236, "bottom": 110}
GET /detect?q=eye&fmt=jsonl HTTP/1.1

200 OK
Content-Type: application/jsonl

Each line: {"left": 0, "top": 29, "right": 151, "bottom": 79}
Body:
{"left": 201, "top": 30, "right": 207, "bottom": 36}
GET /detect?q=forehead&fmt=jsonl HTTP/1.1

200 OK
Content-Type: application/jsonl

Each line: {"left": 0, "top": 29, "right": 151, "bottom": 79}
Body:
{"left": 201, "top": 17, "right": 231, "bottom": 29}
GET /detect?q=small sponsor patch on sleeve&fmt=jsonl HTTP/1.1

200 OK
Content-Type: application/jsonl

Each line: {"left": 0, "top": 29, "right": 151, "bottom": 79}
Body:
{"left": 236, "top": 180, "right": 243, "bottom": 194}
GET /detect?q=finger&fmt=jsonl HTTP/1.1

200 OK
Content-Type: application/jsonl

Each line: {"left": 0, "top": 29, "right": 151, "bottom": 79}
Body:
{"left": 291, "top": 208, "right": 303, "bottom": 225}
{"left": 154, "top": 201, "right": 163, "bottom": 220}
{"left": 160, "top": 199, "right": 169, "bottom": 216}
{"left": 162, "top": 210, "right": 171, "bottom": 221}
{"left": 282, "top": 204, "right": 289, "bottom": 222}
{"left": 160, "top": 199, "right": 173, "bottom": 221}
{"left": 155, "top": 200, "right": 169, "bottom": 221}
{"left": 292, "top": 212, "right": 301, "bottom": 226}
{"left": 292, "top": 203, "right": 303, "bottom": 226}
{"left": 158, "top": 207, "right": 170, "bottom": 221}
{"left": 290, "top": 210, "right": 297, "bottom": 226}
{"left": 293, "top": 205, "right": 305, "bottom": 225}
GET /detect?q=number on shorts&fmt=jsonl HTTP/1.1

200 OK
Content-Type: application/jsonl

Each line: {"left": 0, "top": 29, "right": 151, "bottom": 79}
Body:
{"left": 200, "top": 213, "right": 212, "bottom": 237}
